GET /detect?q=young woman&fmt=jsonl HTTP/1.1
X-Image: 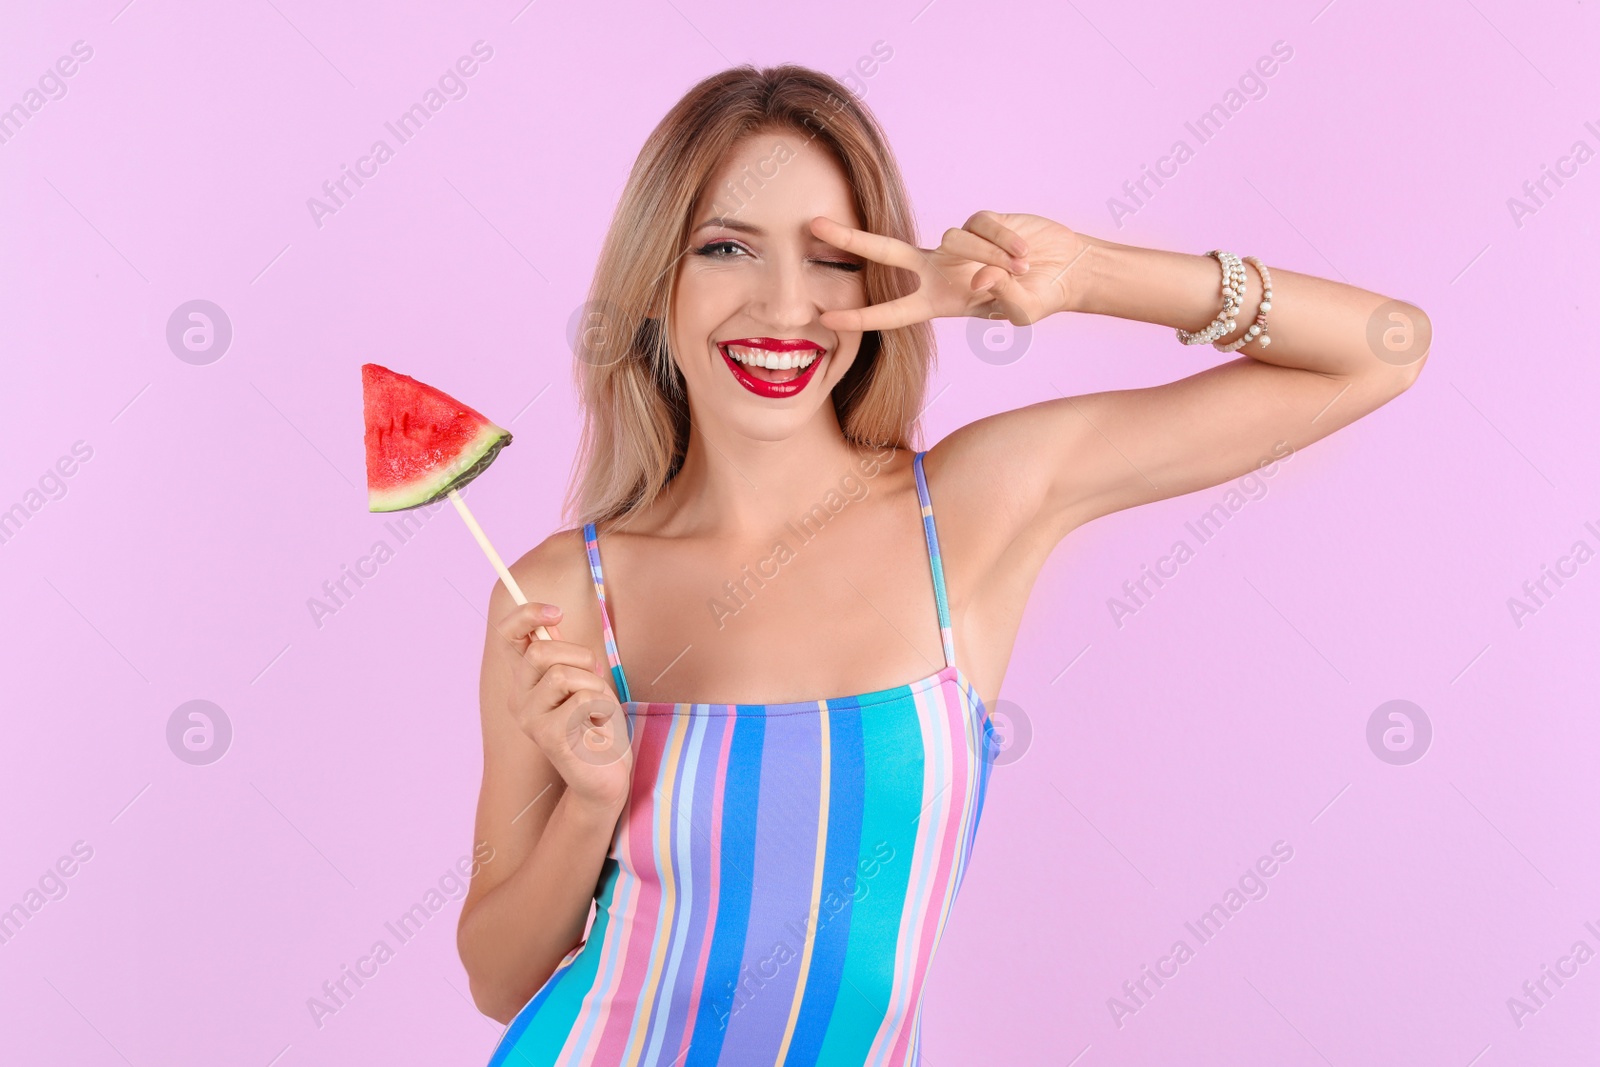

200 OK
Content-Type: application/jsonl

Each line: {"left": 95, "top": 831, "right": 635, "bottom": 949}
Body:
{"left": 457, "top": 64, "right": 1429, "bottom": 1065}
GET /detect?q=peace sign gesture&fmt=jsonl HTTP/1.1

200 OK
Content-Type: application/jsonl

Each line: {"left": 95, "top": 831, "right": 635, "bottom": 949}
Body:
{"left": 814, "top": 211, "right": 1091, "bottom": 333}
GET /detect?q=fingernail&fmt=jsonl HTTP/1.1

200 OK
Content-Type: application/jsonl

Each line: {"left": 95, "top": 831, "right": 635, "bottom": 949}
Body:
{"left": 541, "top": 604, "right": 561, "bottom": 618}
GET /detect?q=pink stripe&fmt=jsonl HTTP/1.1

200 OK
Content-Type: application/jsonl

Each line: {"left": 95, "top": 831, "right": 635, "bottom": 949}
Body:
{"left": 885, "top": 682, "right": 975, "bottom": 1065}
{"left": 565, "top": 838, "right": 641, "bottom": 1067}
{"left": 558, "top": 740, "right": 647, "bottom": 1067}
{"left": 562, "top": 713, "right": 664, "bottom": 1066}
{"left": 675, "top": 709, "right": 735, "bottom": 1059}
{"left": 584, "top": 712, "right": 675, "bottom": 1063}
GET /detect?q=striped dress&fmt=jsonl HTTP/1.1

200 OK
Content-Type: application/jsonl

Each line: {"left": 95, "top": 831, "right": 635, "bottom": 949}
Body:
{"left": 487, "top": 449, "right": 997, "bottom": 1066}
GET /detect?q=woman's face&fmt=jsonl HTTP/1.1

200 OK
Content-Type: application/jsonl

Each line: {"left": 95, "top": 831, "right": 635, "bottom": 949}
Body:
{"left": 668, "top": 130, "right": 869, "bottom": 441}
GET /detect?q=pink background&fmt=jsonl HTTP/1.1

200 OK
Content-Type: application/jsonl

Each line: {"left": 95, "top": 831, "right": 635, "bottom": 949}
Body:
{"left": 3, "top": 0, "right": 1597, "bottom": 1064}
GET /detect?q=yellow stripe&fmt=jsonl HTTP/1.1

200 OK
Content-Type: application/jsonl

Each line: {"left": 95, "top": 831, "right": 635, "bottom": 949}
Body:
{"left": 775, "top": 702, "right": 831, "bottom": 1063}
{"left": 621, "top": 712, "right": 688, "bottom": 1066}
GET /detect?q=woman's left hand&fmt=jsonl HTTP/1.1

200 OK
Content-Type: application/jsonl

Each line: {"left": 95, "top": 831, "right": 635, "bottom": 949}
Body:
{"left": 814, "top": 211, "right": 1090, "bottom": 333}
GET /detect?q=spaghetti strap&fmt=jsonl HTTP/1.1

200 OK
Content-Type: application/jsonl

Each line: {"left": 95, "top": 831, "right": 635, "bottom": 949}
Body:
{"left": 913, "top": 449, "right": 958, "bottom": 671}
{"left": 582, "top": 521, "right": 633, "bottom": 703}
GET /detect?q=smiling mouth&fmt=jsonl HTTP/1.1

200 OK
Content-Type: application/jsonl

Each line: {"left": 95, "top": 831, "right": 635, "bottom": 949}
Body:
{"left": 718, "top": 340, "right": 827, "bottom": 397}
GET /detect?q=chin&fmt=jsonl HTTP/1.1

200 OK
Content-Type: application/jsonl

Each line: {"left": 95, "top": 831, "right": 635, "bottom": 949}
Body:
{"left": 724, "top": 403, "right": 826, "bottom": 443}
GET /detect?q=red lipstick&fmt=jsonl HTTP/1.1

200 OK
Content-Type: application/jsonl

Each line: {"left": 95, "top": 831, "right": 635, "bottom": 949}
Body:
{"left": 718, "top": 337, "right": 826, "bottom": 399}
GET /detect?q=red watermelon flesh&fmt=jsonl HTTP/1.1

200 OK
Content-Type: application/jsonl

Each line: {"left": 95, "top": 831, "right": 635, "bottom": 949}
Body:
{"left": 362, "top": 363, "right": 512, "bottom": 512}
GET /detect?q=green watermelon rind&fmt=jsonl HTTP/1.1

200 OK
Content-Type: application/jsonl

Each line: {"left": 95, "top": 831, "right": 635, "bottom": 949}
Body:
{"left": 367, "top": 423, "right": 512, "bottom": 513}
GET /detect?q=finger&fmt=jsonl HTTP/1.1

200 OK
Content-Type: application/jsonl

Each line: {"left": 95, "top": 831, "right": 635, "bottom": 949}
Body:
{"left": 971, "top": 263, "right": 1013, "bottom": 293}
{"left": 531, "top": 660, "right": 610, "bottom": 710}
{"left": 971, "top": 271, "right": 1045, "bottom": 327}
{"left": 509, "top": 651, "right": 536, "bottom": 693}
{"left": 562, "top": 692, "right": 632, "bottom": 767}
{"left": 963, "top": 210, "right": 1028, "bottom": 258}
{"left": 810, "top": 216, "right": 923, "bottom": 273}
{"left": 940, "top": 227, "right": 1025, "bottom": 274}
{"left": 497, "top": 602, "right": 564, "bottom": 649}
{"left": 820, "top": 292, "right": 929, "bottom": 334}
{"left": 523, "top": 638, "right": 603, "bottom": 680}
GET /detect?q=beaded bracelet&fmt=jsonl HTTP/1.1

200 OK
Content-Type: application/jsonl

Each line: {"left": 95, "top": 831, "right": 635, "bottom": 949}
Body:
{"left": 1175, "top": 250, "right": 1247, "bottom": 346}
{"left": 1215, "top": 255, "right": 1274, "bottom": 352}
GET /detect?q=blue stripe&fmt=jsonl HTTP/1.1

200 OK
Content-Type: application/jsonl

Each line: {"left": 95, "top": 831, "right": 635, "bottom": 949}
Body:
{"left": 584, "top": 520, "right": 633, "bottom": 702}
{"left": 913, "top": 451, "right": 955, "bottom": 664}
{"left": 782, "top": 702, "right": 867, "bottom": 1064}
{"left": 685, "top": 711, "right": 765, "bottom": 1066}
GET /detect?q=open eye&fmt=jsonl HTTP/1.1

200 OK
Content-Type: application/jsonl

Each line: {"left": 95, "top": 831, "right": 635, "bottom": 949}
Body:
{"left": 694, "top": 239, "right": 748, "bottom": 259}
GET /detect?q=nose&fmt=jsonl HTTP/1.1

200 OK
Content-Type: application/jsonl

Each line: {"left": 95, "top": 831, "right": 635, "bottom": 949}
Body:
{"left": 748, "top": 251, "right": 817, "bottom": 334}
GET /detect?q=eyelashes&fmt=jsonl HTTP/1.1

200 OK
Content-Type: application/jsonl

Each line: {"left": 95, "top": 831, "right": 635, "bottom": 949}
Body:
{"left": 693, "top": 239, "right": 863, "bottom": 272}
{"left": 693, "top": 239, "right": 746, "bottom": 260}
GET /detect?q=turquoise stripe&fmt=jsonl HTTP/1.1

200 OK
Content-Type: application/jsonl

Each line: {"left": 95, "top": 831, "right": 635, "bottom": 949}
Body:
{"left": 875, "top": 683, "right": 953, "bottom": 1067}
{"left": 813, "top": 689, "right": 926, "bottom": 1062}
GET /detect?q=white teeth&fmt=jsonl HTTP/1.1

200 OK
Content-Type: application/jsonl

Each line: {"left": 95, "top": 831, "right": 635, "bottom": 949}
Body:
{"left": 722, "top": 344, "right": 821, "bottom": 370}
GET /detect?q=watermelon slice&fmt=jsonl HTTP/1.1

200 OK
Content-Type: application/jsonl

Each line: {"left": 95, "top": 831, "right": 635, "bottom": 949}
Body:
{"left": 362, "top": 363, "right": 512, "bottom": 512}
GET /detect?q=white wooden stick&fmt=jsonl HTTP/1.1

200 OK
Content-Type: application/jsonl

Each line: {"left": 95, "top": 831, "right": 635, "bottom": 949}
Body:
{"left": 447, "top": 487, "right": 552, "bottom": 640}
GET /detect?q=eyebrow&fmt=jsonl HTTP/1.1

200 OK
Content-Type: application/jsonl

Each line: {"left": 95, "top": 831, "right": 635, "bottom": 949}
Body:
{"left": 692, "top": 216, "right": 764, "bottom": 236}
{"left": 690, "top": 215, "right": 861, "bottom": 254}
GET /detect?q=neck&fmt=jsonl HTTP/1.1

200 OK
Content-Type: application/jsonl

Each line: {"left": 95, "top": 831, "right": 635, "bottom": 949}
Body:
{"left": 658, "top": 412, "right": 888, "bottom": 542}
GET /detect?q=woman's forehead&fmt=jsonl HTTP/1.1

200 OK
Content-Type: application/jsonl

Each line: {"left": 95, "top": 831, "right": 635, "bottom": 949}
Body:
{"left": 693, "top": 136, "right": 860, "bottom": 233}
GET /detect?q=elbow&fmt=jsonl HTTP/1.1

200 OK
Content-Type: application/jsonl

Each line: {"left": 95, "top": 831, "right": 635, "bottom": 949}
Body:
{"left": 460, "top": 944, "right": 525, "bottom": 1024}
{"left": 1400, "top": 302, "right": 1432, "bottom": 386}
{"left": 467, "top": 974, "right": 522, "bottom": 1026}
{"left": 458, "top": 912, "right": 520, "bottom": 1024}
{"left": 458, "top": 909, "right": 568, "bottom": 1025}
{"left": 1377, "top": 300, "right": 1432, "bottom": 391}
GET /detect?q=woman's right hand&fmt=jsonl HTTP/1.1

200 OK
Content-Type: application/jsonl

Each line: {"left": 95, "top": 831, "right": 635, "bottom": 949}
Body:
{"left": 498, "top": 601, "right": 633, "bottom": 817}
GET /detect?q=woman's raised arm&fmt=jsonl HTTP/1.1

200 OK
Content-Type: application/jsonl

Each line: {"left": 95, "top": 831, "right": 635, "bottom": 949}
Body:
{"left": 1021, "top": 230, "right": 1430, "bottom": 534}
{"left": 816, "top": 212, "right": 1431, "bottom": 543}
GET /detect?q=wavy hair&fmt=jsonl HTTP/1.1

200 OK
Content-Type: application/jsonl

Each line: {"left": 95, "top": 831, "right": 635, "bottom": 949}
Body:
{"left": 561, "top": 64, "right": 935, "bottom": 528}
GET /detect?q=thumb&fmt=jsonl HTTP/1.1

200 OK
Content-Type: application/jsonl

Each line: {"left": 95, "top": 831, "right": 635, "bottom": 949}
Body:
{"left": 976, "top": 273, "right": 1041, "bottom": 327}
{"left": 971, "top": 263, "right": 1011, "bottom": 293}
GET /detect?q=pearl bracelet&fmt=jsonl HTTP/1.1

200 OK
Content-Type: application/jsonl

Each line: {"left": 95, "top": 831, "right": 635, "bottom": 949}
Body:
{"left": 1214, "top": 255, "right": 1274, "bottom": 352}
{"left": 1175, "top": 250, "right": 1247, "bottom": 346}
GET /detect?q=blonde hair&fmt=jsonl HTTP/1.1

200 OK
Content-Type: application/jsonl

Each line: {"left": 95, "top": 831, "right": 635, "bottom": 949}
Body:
{"left": 562, "top": 63, "right": 935, "bottom": 528}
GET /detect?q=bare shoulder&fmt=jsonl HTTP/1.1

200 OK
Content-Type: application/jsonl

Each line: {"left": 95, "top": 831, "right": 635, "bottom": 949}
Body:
{"left": 920, "top": 408, "right": 1095, "bottom": 706}
{"left": 485, "top": 524, "right": 606, "bottom": 663}
{"left": 921, "top": 401, "right": 1088, "bottom": 574}
{"left": 503, "top": 525, "right": 593, "bottom": 606}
